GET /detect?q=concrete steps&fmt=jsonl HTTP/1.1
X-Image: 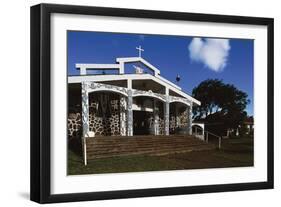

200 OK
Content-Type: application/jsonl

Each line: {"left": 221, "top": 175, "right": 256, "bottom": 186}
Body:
{"left": 85, "top": 135, "right": 216, "bottom": 159}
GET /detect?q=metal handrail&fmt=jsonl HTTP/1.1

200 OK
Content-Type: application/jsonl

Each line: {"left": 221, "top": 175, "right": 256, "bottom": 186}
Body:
{"left": 192, "top": 125, "right": 222, "bottom": 149}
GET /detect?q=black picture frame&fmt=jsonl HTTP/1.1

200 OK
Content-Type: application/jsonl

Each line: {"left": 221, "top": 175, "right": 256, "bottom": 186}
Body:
{"left": 30, "top": 3, "right": 274, "bottom": 203}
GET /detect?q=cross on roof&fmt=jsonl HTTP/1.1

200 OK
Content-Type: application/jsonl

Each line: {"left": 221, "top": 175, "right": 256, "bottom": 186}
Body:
{"left": 136, "top": 45, "right": 144, "bottom": 57}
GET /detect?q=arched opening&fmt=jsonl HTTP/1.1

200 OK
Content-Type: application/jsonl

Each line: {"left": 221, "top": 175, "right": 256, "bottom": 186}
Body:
{"left": 192, "top": 125, "right": 203, "bottom": 135}
{"left": 192, "top": 124, "right": 205, "bottom": 140}
{"left": 169, "top": 102, "right": 190, "bottom": 135}
{"left": 87, "top": 91, "right": 126, "bottom": 137}
{"left": 132, "top": 96, "right": 165, "bottom": 135}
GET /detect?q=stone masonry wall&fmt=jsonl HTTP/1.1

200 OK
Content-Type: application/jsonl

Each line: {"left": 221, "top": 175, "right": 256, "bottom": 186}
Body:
{"left": 169, "top": 106, "right": 189, "bottom": 134}
{"left": 68, "top": 113, "right": 82, "bottom": 137}
{"left": 88, "top": 93, "right": 121, "bottom": 136}
{"left": 68, "top": 92, "right": 121, "bottom": 138}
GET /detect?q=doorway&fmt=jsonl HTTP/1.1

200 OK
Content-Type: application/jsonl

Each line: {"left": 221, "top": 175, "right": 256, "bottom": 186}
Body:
{"left": 133, "top": 111, "right": 153, "bottom": 135}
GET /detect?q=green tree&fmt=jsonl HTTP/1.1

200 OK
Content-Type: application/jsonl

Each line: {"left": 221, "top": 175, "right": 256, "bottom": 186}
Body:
{"left": 192, "top": 79, "right": 249, "bottom": 135}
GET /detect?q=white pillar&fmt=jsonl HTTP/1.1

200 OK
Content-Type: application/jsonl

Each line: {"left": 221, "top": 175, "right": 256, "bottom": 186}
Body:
{"left": 189, "top": 102, "right": 193, "bottom": 135}
{"left": 153, "top": 99, "right": 159, "bottom": 135}
{"left": 127, "top": 78, "right": 132, "bottom": 89}
{"left": 127, "top": 90, "right": 133, "bottom": 136}
{"left": 164, "top": 88, "right": 170, "bottom": 135}
{"left": 127, "top": 79, "right": 133, "bottom": 136}
{"left": 202, "top": 124, "right": 205, "bottom": 139}
{"left": 120, "top": 96, "right": 127, "bottom": 136}
{"left": 164, "top": 98, "right": 170, "bottom": 136}
{"left": 80, "top": 66, "right": 87, "bottom": 75}
{"left": 81, "top": 82, "right": 89, "bottom": 137}
{"left": 81, "top": 81, "right": 89, "bottom": 166}
{"left": 119, "top": 62, "right": 125, "bottom": 74}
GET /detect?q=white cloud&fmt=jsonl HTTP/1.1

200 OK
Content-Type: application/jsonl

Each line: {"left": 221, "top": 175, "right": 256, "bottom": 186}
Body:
{"left": 188, "top": 38, "right": 231, "bottom": 72}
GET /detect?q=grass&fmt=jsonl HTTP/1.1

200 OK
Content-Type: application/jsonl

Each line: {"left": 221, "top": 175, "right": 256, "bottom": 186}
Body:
{"left": 67, "top": 137, "right": 253, "bottom": 175}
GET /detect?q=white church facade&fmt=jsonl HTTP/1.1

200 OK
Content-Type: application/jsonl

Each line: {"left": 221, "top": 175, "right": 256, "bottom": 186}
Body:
{"left": 67, "top": 47, "right": 201, "bottom": 139}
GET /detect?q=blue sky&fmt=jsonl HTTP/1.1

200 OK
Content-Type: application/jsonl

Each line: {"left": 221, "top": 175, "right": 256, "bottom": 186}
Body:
{"left": 67, "top": 31, "right": 254, "bottom": 116}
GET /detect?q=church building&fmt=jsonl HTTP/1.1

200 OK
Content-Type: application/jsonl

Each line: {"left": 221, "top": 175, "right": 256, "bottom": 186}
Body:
{"left": 67, "top": 47, "right": 201, "bottom": 139}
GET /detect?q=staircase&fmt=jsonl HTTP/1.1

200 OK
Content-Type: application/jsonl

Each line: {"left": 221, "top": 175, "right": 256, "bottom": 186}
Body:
{"left": 85, "top": 135, "right": 216, "bottom": 159}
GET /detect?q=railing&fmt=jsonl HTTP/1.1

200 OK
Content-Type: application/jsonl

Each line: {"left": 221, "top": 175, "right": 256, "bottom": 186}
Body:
{"left": 192, "top": 125, "right": 222, "bottom": 149}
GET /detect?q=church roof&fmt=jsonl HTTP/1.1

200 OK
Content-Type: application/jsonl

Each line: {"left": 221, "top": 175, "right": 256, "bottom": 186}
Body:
{"left": 71, "top": 56, "right": 201, "bottom": 105}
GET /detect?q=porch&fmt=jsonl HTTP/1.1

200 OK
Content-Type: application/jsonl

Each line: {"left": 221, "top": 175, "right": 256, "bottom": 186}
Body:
{"left": 80, "top": 81, "right": 194, "bottom": 137}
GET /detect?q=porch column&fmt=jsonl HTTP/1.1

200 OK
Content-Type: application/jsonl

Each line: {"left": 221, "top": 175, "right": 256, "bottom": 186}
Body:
{"left": 81, "top": 82, "right": 89, "bottom": 137}
{"left": 153, "top": 99, "right": 159, "bottom": 135}
{"left": 164, "top": 88, "right": 170, "bottom": 136}
{"left": 120, "top": 96, "right": 127, "bottom": 136}
{"left": 188, "top": 102, "right": 193, "bottom": 135}
{"left": 164, "top": 97, "right": 170, "bottom": 136}
{"left": 81, "top": 81, "right": 89, "bottom": 166}
{"left": 127, "top": 89, "right": 133, "bottom": 136}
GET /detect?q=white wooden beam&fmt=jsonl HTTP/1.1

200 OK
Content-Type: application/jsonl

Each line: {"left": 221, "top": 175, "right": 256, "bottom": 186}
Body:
{"left": 76, "top": 63, "right": 120, "bottom": 69}
{"left": 116, "top": 57, "right": 160, "bottom": 75}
